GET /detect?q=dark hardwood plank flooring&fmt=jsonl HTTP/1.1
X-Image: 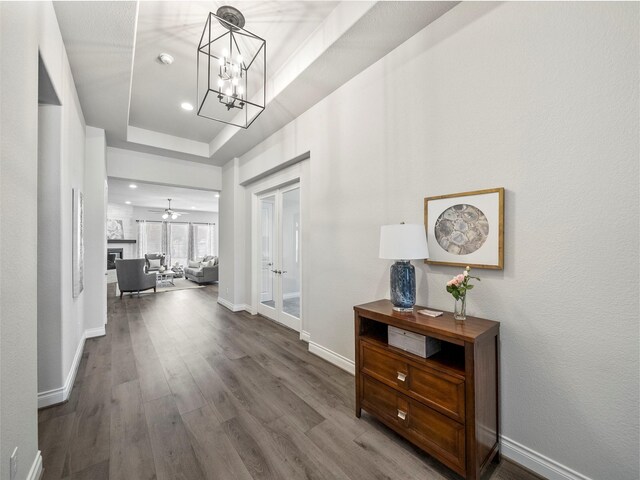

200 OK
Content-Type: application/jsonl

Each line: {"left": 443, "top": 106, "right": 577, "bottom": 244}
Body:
{"left": 38, "top": 283, "right": 543, "bottom": 480}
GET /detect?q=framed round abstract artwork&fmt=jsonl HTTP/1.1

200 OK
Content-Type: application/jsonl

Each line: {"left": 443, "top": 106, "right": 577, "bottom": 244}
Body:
{"left": 424, "top": 188, "right": 504, "bottom": 269}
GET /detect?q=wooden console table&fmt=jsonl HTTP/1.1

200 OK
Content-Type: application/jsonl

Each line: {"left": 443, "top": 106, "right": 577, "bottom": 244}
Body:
{"left": 354, "top": 300, "right": 500, "bottom": 479}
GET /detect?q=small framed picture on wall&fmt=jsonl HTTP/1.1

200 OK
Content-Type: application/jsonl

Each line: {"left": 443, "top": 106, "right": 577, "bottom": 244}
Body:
{"left": 424, "top": 187, "right": 504, "bottom": 269}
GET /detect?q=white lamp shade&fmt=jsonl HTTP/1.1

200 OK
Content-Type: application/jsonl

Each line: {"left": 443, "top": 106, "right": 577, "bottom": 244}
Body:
{"left": 379, "top": 223, "right": 429, "bottom": 260}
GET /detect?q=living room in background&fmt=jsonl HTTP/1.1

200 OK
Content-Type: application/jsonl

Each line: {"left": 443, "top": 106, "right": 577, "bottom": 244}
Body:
{"left": 137, "top": 219, "right": 217, "bottom": 265}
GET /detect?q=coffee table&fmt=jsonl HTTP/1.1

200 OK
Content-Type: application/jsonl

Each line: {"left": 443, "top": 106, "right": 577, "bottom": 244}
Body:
{"left": 155, "top": 271, "right": 176, "bottom": 288}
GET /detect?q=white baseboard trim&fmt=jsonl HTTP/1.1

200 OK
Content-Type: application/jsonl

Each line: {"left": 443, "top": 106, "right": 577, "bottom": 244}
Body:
{"left": 217, "top": 297, "right": 255, "bottom": 314}
{"left": 242, "top": 304, "right": 257, "bottom": 315}
{"left": 308, "top": 341, "right": 355, "bottom": 375}
{"left": 217, "top": 297, "right": 243, "bottom": 312}
{"left": 501, "top": 435, "right": 592, "bottom": 480}
{"left": 300, "top": 330, "right": 311, "bottom": 342}
{"left": 27, "top": 450, "right": 42, "bottom": 480}
{"left": 85, "top": 325, "right": 106, "bottom": 338}
{"left": 37, "top": 386, "right": 66, "bottom": 409}
{"left": 38, "top": 324, "right": 105, "bottom": 409}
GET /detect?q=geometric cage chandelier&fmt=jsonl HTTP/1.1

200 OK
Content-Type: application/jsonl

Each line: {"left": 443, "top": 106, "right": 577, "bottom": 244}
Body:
{"left": 197, "top": 6, "right": 266, "bottom": 129}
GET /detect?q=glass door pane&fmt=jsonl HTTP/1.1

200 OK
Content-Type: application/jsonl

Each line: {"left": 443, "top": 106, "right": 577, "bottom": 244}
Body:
{"left": 280, "top": 188, "right": 300, "bottom": 319}
{"left": 259, "top": 195, "right": 276, "bottom": 308}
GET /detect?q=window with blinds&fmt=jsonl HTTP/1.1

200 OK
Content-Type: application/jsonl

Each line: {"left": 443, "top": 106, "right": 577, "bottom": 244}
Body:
{"left": 169, "top": 223, "right": 189, "bottom": 267}
{"left": 145, "top": 222, "right": 164, "bottom": 254}
{"left": 193, "top": 223, "right": 217, "bottom": 259}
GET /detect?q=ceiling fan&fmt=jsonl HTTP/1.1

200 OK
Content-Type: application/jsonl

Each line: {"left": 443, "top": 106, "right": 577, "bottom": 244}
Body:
{"left": 148, "top": 198, "right": 189, "bottom": 220}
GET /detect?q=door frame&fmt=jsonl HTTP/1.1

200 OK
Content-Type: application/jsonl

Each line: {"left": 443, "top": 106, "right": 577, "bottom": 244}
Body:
{"left": 255, "top": 182, "right": 301, "bottom": 332}
{"left": 250, "top": 162, "right": 306, "bottom": 336}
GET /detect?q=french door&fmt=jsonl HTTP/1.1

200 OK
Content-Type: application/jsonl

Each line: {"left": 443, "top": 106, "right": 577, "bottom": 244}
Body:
{"left": 257, "top": 184, "right": 301, "bottom": 331}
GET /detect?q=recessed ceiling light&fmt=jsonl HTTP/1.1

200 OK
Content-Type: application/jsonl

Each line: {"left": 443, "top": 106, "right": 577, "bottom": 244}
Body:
{"left": 181, "top": 102, "right": 194, "bottom": 111}
{"left": 215, "top": 193, "right": 220, "bottom": 198}
{"left": 191, "top": 206, "right": 196, "bottom": 209}
{"left": 157, "top": 52, "right": 174, "bottom": 65}
{"left": 129, "top": 184, "right": 137, "bottom": 189}
{"left": 125, "top": 201, "right": 131, "bottom": 205}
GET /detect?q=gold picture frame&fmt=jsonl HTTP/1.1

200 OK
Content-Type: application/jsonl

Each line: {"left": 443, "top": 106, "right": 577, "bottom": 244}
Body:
{"left": 424, "top": 187, "right": 504, "bottom": 269}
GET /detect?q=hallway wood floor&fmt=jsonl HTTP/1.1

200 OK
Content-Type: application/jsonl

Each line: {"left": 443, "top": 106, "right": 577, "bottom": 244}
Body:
{"left": 38, "top": 285, "right": 542, "bottom": 480}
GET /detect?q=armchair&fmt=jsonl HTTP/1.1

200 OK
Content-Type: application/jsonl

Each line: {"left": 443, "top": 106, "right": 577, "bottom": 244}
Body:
{"left": 115, "top": 258, "right": 157, "bottom": 298}
{"left": 144, "top": 253, "right": 166, "bottom": 273}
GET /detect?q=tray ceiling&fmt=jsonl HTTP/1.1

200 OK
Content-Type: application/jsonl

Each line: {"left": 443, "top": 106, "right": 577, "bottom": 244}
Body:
{"left": 54, "top": 1, "right": 458, "bottom": 166}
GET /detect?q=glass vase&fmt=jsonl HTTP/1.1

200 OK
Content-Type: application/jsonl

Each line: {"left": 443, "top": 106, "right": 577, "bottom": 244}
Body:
{"left": 454, "top": 295, "right": 467, "bottom": 320}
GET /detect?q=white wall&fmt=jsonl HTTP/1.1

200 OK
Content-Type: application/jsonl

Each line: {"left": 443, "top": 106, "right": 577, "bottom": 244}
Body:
{"left": 0, "top": 3, "right": 41, "bottom": 479}
{"left": 84, "top": 127, "right": 108, "bottom": 332}
{"left": 107, "top": 146, "right": 223, "bottom": 191}
{"left": 35, "top": 0, "right": 110, "bottom": 413}
{"left": 37, "top": 104, "right": 64, "bottom": 396}
{"left": 1, "top": 4, "right": 109, "bottom": 478}
{"left": 218, "top": 159, "right": 248, "bottom": 309}
{"left": 225, "top": 3, "right": 639, "bottom": 480}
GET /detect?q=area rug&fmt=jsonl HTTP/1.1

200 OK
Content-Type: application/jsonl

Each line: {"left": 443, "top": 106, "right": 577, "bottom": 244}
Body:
{"left": 114, "top": 277, "right": 205, "bottom": 297}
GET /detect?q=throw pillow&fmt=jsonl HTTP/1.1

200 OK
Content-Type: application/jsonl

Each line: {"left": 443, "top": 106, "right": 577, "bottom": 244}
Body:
{"left": 188, "top": 260, "right": 200, "bottom": 268}
{"left": 212, "top": 256, "right": 219, "bottom": 266}
{"left": 149, "top": 259, "right": 161, "bottom": 269}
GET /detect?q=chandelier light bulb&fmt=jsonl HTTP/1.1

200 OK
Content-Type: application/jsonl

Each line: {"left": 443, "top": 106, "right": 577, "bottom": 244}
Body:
{"left": 237, "top": 55, "right": 242, "bottom": 64}
{"left": 222, "top": 48, "right": 229, "bottom": 58}
{"left": 238, "top": 86, "right": 244, "bottom": 95}
{"left": 225, "top": 88, "right": 232, "bottom": 96}
{"left": 162, "top": 213, "right": 169, "bottom": 220}
{"left": 232, "top": 77, "right": 238, "bottom": 86}
{"left": 217, "top": 78, "right": 224, "bottom": 87}
{"left": 171, "top": 213, "right": 178, "bottom": 220}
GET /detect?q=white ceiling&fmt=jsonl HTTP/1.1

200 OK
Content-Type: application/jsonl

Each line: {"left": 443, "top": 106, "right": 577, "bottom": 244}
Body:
{"left": 108, "top": 177, "right": 219, "bottom": 212}
{"left": 54, "top": 1, "right": 458, "bottom": 166}
{"left": 129, "top": 1, "right": 339, "bottom": 143}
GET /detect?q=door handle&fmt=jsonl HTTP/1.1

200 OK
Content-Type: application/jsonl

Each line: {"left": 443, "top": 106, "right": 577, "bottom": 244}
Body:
{"left": 397, "top": 372, "right": 407, "bottom": 382}
{"left": 281, "top": 271, "right": 287, "bottom": 275}
{"left": 397, "top": 409, "right": 407, "bottom": 421}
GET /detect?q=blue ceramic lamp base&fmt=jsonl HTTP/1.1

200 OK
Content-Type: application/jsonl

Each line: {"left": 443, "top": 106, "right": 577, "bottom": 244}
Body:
{"left": 390, "top": 260, "right": 416, "bottom": 312}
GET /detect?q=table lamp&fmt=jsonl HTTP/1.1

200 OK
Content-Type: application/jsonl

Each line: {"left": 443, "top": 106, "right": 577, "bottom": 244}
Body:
{"left": 379, "top": 223, "right": 430, "bottom": 312}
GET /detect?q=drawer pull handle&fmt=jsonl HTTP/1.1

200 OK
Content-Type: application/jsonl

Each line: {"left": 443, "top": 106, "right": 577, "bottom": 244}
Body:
{"left": 397, "top": 372, "right": 407, "bottom": 382}
{"left": 397, "top": 409, "right": 407, "bottom": 420}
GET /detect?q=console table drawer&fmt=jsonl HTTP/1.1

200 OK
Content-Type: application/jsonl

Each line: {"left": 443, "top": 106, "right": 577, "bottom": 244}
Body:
{"left": 406, "top": 395, "right": 466, "bottom": 473}
{"left": 361, "top": 341, "right": 465, "bottom": 422}
{"left": 360, "top": 373, "right": 403, "bottom": 426}
{"left": 409, "top": 365, "right": 465, "bottom": 422}
{"left": 361, "top": 342, "right": 408, "bottom": 389}
{"left": 360, "top": 375, "right": 465, "bottom": 474}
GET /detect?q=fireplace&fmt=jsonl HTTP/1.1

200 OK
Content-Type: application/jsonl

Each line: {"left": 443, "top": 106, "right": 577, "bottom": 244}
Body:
{"left": 107, "top": 248, "right": 123, "bottom": 270}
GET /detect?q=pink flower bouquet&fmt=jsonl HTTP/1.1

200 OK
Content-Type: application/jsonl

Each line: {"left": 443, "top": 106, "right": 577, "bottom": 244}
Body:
{"left": 446, "top": 266, "right": 480, "bottom": 301}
